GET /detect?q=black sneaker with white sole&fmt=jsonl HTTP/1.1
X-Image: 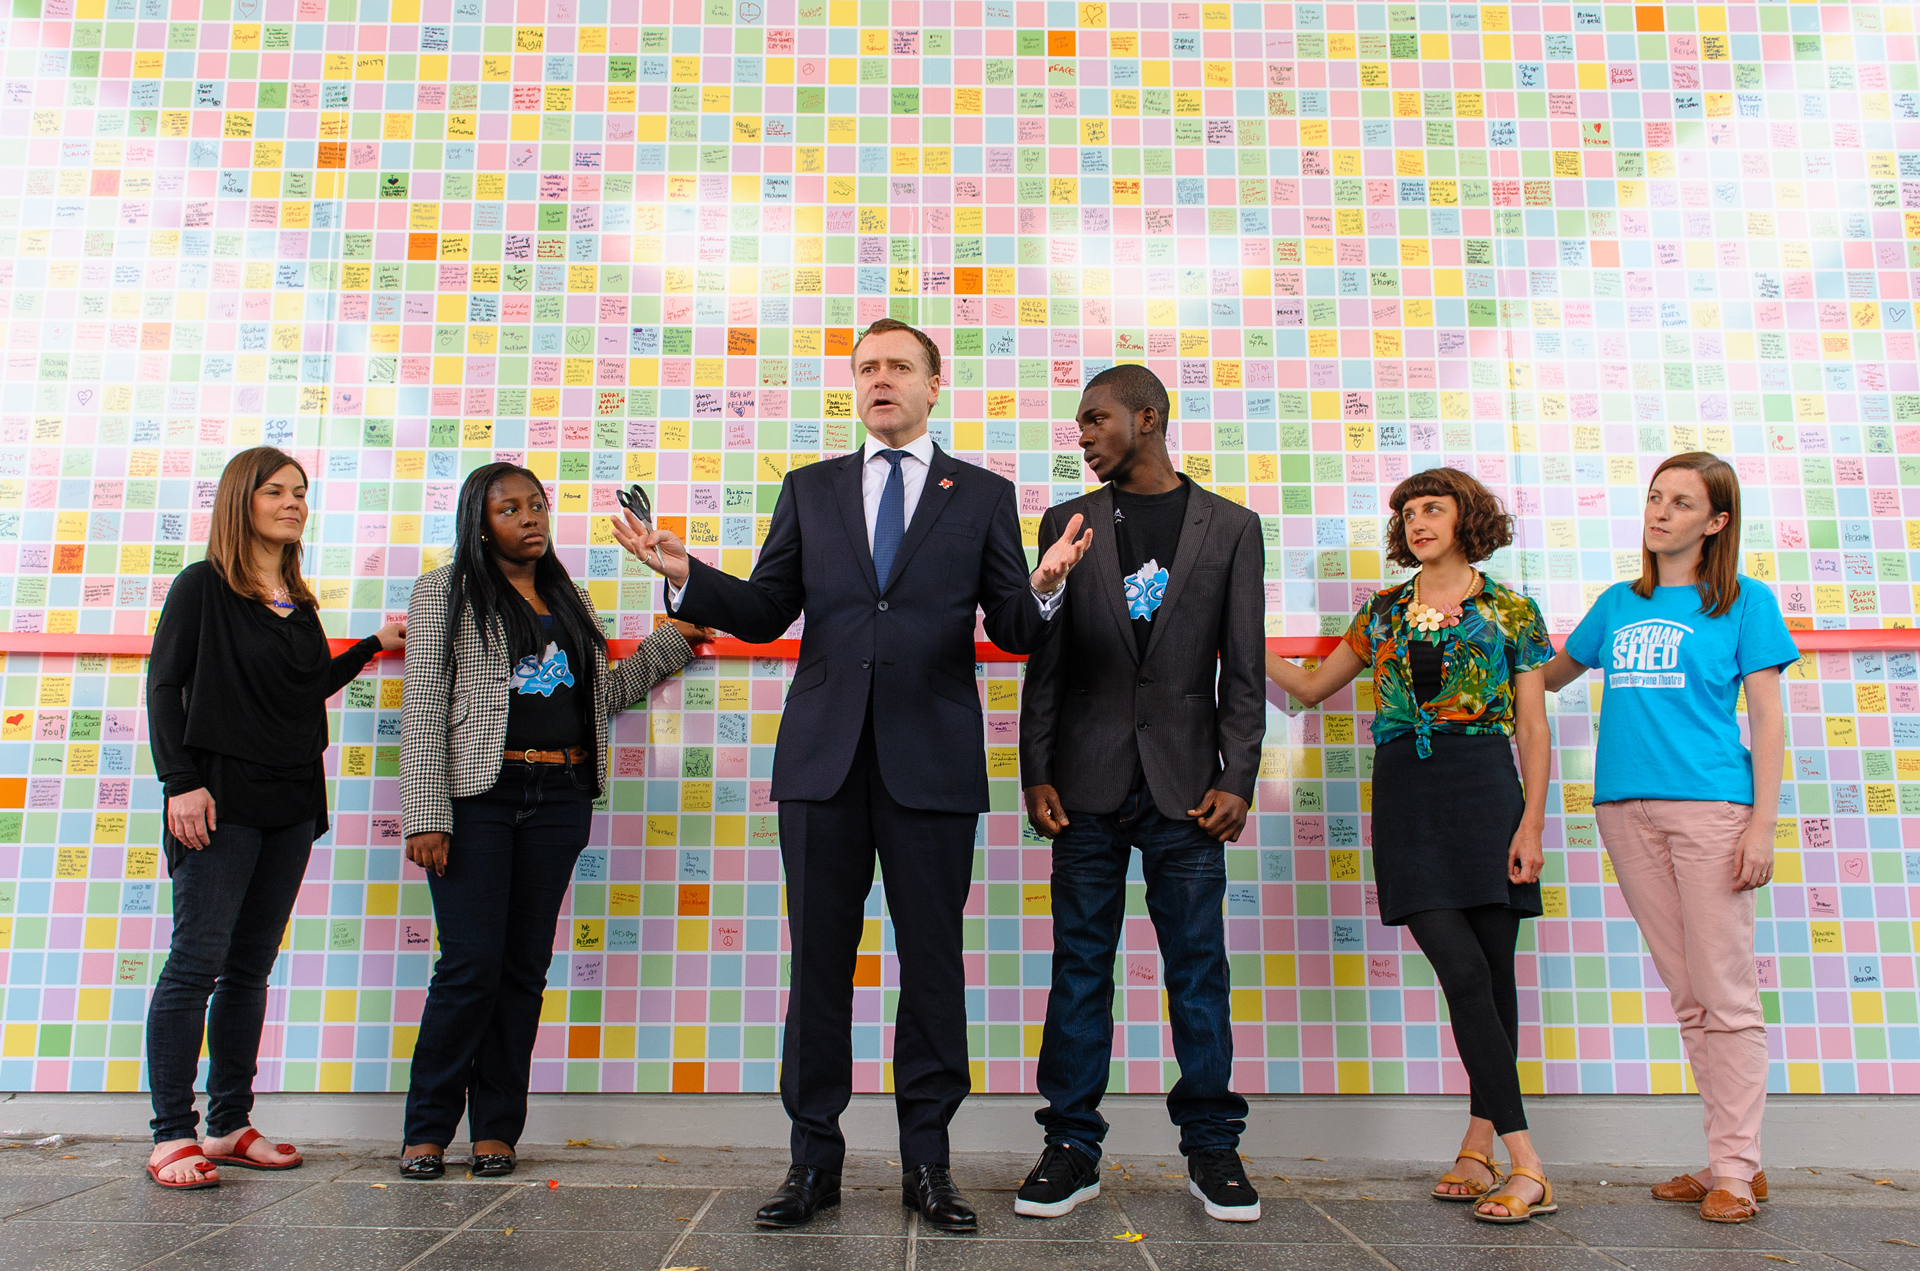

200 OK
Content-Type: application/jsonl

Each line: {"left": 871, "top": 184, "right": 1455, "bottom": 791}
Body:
{"left": 1188, "top": 1147, "right": 1261, "bottom": 1221}
{"left": 1014, "top": 1141, "right": 1101, "bottom": 1218}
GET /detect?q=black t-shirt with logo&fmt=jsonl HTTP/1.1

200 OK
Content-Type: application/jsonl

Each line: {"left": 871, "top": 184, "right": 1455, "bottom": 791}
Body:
{"left": 1112, "top": 477, "right": 1191, "bottom": 660}
{"left": 503, "top": 614, "right": 586, "bottom": 752}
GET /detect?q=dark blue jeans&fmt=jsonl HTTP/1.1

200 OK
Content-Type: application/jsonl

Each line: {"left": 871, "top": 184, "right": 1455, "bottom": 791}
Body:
{"left": 1035, "top": 781, "right": 1247, "bottom": 1160}
{"left": 147, "top": 819, "right": 314, "bottom": 1144}
{"left": 403, "top": 762, "right": 593, "bottom": 1149}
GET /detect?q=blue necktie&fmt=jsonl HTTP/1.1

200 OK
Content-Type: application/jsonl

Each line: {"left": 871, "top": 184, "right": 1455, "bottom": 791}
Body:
{"left": 872, "top": 449, "right": 908, "bottom": 590}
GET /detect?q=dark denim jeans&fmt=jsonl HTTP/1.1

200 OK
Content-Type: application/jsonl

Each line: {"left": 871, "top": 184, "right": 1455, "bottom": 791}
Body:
{"left": 1035, "top": 780, "right": 1247, "bottom": 1160}
{"left": 403, "top": 762, "right": 594, "bottom": 1149}
{"left": 147, "top": 819, "right": 314, "bottom": 1144}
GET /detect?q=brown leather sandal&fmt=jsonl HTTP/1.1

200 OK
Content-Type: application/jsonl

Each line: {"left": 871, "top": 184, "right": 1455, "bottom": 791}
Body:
{"left": 1430, "top": 1149, "right": 1504, "bottom": 1202}
{"left": 1473, "top": 1166, "right": 1558, "bottom": 1224}
{"left": 1700, "top": 1188, "right": 1761, "bottom": 1224}
{"left": 1652, "top": 1170, "right": 1768, "bottom": 1203}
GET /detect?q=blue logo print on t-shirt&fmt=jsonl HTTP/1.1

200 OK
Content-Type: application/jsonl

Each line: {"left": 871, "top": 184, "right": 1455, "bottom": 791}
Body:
{"left": 1125, "top": 558, "right": 1168, "bottom": 621}
{"left": 511, "top": 642, "right": 576, "bottom": 697}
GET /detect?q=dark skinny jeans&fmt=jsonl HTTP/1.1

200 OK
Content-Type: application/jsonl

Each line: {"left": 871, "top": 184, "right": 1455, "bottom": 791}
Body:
{"left": 147, "top": 819, "right": 314, "bottom": 1145}
{"left": 403, "top": 762, "right": 594, "bottom": 1150}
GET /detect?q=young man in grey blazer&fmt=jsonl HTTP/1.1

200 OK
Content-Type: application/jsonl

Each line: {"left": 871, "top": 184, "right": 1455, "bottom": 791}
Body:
{"left": 1017, "top": 365, "right": 1268, "bottom": 1222}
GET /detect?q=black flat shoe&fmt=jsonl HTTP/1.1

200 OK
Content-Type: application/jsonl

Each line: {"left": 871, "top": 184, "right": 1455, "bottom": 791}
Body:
{"left": 398, "top": 1154, "right": 446, "bottom": 1180}
{"left": 902, "top": 1163, "right": 977, "bottom": 1232}
{"left": 471, "top": 1153, "right": 516, "bottom": 1177}
{"left": 754, "top": 1165, "right": 841, "bottom": 1228}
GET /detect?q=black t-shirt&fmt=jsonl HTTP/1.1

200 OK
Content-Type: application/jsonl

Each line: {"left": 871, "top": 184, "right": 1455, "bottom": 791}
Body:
{"left": 1112, "top": 477, "right": 1192, "bottom": 660}
{"left": 503, "top": 615, "right": 587, "bottom": 752}
{"left": 1410, "top": 639, "right": 1444, "bottom": 705}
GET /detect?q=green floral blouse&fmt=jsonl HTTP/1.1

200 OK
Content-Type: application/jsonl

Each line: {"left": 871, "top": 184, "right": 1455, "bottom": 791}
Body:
{"left": 1341, "top": 575, "right": 1553, "bottom": 758}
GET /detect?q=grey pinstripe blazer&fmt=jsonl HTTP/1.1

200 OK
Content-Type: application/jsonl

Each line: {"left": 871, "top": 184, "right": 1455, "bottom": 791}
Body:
{"left": 399, "top": 563, "right": 693, "bottom": 839}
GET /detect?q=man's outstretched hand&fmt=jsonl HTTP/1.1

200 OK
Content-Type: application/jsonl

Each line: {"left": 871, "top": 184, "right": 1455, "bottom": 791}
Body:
{"left": 611, "top": 508, "right": 693, "bottom": 586}
{"left": 1030, "top": 513, "right": 1094, "bottom": 598}
{"left": 1189, "top": 789, "right": 1250, "bottom": 843}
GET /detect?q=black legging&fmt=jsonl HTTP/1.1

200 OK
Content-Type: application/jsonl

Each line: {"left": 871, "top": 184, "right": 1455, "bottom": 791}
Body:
{"left": 1404, "top": 905, "right": 1527, "bottom": 1136}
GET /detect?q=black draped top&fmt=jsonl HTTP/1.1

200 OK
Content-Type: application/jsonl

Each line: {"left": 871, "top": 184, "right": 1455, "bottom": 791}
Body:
{"left": 147, "top": 560, "right": 381, "bottom": 869}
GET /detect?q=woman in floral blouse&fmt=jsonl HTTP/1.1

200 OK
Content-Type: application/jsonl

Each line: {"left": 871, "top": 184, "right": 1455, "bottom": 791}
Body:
{"left": 1266, "top": 466, "right": 1556, "bottom": 1225}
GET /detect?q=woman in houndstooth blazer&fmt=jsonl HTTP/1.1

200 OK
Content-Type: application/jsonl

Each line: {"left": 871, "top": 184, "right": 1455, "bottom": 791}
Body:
{"left": 397, "top": 462, "right": 702, "bottom": 1180}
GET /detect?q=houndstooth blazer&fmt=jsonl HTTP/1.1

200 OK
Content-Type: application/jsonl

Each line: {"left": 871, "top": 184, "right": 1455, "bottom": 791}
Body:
{"left": 399, "top": 563, "right": 693, "bottom": 839}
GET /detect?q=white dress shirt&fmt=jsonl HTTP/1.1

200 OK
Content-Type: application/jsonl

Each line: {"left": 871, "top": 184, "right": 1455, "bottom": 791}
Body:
{"left": 668, "top": 430, "right": 1061, "bottom": 613}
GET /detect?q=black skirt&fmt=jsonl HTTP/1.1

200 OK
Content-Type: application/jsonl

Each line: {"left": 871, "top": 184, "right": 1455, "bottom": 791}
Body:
{"left": 1370, "top": 732, "right": 1542, "bottom": 926}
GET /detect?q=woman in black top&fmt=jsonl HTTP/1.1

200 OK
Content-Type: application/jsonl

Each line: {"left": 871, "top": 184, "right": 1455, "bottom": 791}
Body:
{"left": 397, "top": 463, "right": 704, "bottom": 1179}
{"left": 145, "top": 447, "right": 405, "bottom": 1189}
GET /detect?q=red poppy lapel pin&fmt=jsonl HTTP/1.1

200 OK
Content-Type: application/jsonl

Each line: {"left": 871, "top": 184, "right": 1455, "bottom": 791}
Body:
{"left": 939, "top": 478, "right": 953, "bottom": 489}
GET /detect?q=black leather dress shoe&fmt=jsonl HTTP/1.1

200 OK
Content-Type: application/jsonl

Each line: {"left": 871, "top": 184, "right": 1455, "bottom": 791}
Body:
{"left": 902, "top": 1163, "right": 977, "bottom": 1232}
{"left": 754, "top": 1165, "right": 841, "bottom": 1228}
{"left": 471, "top": 1153, "right": 516, "bottom": 1177}
{"left": 398, "top": 1154, "right": 445, "bottom": 1180}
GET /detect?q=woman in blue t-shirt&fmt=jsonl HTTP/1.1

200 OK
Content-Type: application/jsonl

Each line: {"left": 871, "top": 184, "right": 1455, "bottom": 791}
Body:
{"left": 1544, "top": 451, "right": 1799, "bottom": 1226}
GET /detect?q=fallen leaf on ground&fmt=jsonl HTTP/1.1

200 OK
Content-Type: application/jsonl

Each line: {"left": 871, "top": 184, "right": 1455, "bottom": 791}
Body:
{"left": 1760, "top": 1256, "right": 1798, "bottom": 1265}
{"left": 567, "top": 1139, "right": 594, "bottom": 1147}
{"left": 886, "top": 1160, "right": 900, "bottom": 1167}
{"left": 1113, "top": 1231, "right": 1145, "bottom": 1243}
{"left": 661, "top": 1266, "right": 709, "bottom": 1270}
{"left": 1299, "top": 1156, "right": 1325, "bottom": 1161}
{"left": 1273, "top": 1176, "right": 1290, "bottom": 1182}
{"left": 1872, "top": 1179, "right": 1892, "bottom": 1185}
{"left": 717, "top": 1147, "right": 731, "bottom": 1152}
{"left": 503, "top": 1227, "right": 515, "bottom": 1236}
{"left": 656, "top": 1153, "right": 676, "bottom": 1163}
{"left": 1359, "top": 1196, "right": 1379, "bottom": 1201}
{"left": 1160, "top": 1174, "right": 1183, "bottom": 1179}
{"left": 58, "top": 1155, "right": 76, "bottom": 1160}
{"left": 1806, "top": 1168, "right": 1821, "bottom": 1175}
{"left": 1882, "top": 1240, "right": 1919, "bottom": 1248}
{"left": 369, "top": 1183, "right": 387, "bottom": 1189}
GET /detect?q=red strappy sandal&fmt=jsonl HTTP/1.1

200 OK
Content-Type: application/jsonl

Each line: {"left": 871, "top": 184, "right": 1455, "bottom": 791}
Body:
{"left": 202, "top": 1127, "right": 303, "bottom": 1171}
{"left": 147, "top": 1143, "right": 220, "bottom": 1190}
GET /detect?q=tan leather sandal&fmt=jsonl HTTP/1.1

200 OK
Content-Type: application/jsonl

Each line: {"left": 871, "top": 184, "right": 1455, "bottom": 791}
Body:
{"left": 1652, "top": 1170, "right": 1768, "bottom": 1203}
{"left": 1430, "top": 1149, "right": 1504, "bottom": 1202}
{"left": 1472, "top": 1166, "right": 1558, "bottom": 1224}
{"left": 1700, "top": 1188, "right": 1760, "bottom": 1223}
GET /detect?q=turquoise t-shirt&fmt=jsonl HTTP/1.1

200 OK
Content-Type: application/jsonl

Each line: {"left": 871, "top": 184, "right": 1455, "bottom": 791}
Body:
{"left": 1565, "top": 577, "right": 1800, "bottom": 806}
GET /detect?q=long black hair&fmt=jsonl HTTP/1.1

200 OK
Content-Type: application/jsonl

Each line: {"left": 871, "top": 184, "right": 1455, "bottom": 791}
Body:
{"left": 445, "top": 463, "right": 608, "bottom": 687}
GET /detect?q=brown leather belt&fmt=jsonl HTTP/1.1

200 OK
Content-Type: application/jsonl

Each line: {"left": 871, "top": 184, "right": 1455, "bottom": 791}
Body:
{"left": 503, "top": 747, "right": 588, "bottom": 765}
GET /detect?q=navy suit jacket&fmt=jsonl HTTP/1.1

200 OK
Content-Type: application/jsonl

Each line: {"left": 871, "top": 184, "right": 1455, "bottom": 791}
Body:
{"left": 672, "top": 443, "right": 1056, "bottom": 813}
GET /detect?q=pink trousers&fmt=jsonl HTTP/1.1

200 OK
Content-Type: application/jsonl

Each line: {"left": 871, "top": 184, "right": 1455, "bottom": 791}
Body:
{"left": 1595, "top": 799, "right": 1767, "bottom": 1182}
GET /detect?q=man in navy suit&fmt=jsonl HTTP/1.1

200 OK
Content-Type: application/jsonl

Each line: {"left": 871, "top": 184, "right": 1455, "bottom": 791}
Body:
{"left": 614, "top": 319, "right": 1092, "bottom": 1231}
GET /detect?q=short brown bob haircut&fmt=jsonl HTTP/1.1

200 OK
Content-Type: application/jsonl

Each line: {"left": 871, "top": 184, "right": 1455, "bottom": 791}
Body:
{"left": 850, "top": 317, "right": 942, "bottom": 382}
{"left": 1385, "top": 465, "right": 1515, "bottom": 568}
{"left": 206, "top": 446, "right": 317, "bottom": 609}
{"left": 1632, "top": 450, "right": 1742, "bottom": 618}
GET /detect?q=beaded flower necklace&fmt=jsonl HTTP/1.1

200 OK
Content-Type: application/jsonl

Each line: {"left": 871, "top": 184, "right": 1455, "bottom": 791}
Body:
{"left": 1407, "top": 568, "right": 1483, "bottom": 639}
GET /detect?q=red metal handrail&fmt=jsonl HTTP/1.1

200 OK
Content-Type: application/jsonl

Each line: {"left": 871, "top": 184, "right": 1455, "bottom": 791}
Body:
{"left": 0, "top": 629, "right": 1911, "bottom": 662}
